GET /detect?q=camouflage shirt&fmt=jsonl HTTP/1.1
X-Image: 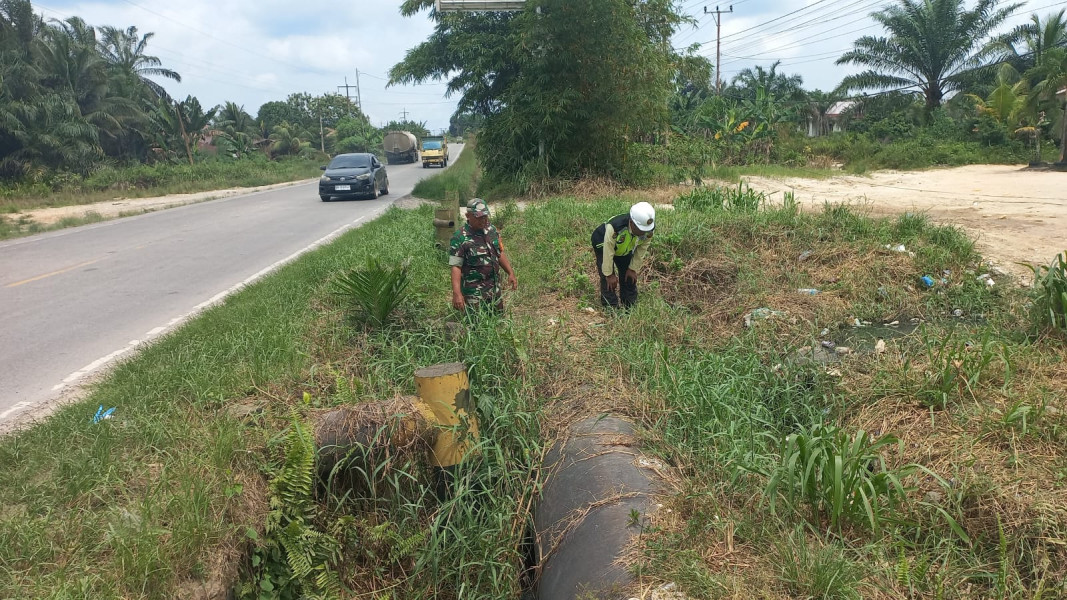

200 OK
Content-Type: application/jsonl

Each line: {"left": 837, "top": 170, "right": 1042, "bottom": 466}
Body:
{"left": 448, "top": 223, "right": 503, "bottom": 303}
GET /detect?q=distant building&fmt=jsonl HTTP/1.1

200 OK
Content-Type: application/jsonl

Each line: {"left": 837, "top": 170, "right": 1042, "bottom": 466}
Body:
{"left": 807, "top": 100, "right": 857, "bottom": 137}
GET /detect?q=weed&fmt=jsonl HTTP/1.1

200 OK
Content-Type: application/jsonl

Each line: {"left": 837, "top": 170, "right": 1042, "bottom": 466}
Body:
{"left": 760, "top": 424, "right": 911, "bottom": 534}
{"left": 775, "top": 528, "right": 862, "bottom": 600}
{"left": 1024, "top": 250, "right": 1067, "bottom": 331}
{"left": 909, "top": 326, "right": 1010, "bottom": 410}
{"left": 674, "top": 182, "right": 765, "bottom": 212}
{"left": 239, "top": 417, "right": 346, "bottom": 600}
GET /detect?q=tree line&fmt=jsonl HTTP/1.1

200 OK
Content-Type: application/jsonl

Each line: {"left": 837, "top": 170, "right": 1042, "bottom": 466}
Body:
{"left": 0, "top": 0, "right": 440, "bottom": 183}
{"left": 393, "top": 0, "right": 1067, "bottom": 188}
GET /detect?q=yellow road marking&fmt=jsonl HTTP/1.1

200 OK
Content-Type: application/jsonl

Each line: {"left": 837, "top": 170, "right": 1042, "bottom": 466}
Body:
{"left": 5, "top": 259, "right": 100, "bottom": 288}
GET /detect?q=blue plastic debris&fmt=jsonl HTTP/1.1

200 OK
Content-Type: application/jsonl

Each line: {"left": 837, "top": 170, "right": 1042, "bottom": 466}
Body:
{"left": 91, "top": 405, "right": 115, "bottom": 424}
{"left": 920, "top": 275, "right": 936, "bottom": 288}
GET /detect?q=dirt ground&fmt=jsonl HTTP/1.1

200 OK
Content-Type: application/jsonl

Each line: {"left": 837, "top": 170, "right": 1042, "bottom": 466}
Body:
{"left": 741, "top": 164, "right": 1065, "bottom": 281}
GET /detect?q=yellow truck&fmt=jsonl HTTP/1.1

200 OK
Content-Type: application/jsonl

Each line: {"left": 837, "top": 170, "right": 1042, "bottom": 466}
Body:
{"left": 421, "top": 136, "right": 448, "bottom": 168}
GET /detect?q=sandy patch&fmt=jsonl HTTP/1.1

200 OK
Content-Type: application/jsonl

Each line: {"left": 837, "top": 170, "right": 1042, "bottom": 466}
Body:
{"left": 738, "top": 164, "right": 1065, "bottom": 279}
{"left": 14, "top": 178, "right": 317, "bottom": 226}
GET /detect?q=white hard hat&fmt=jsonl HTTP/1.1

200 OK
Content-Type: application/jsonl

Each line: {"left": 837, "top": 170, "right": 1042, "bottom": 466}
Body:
{"left": 630, "top": 202, "right": 656, "bottom": 232}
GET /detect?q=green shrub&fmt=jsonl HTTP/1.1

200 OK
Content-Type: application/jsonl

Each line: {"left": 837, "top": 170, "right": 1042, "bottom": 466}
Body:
{"left": 331, "top": 258, "right": 411, "bottom": 328}
{"left": 675, "top": 182, "right": 765, "bottom": 212}
{"left": 760, "top": 424, "right": 911, "bottom": 533}
{"left": 1025, "top": 250, "right": 1067, "bottom": 331}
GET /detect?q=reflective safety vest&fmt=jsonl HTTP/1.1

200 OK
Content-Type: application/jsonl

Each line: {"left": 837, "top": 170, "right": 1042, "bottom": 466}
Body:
{"left": 593, "top": 213, "right": 647, "bottom": 257}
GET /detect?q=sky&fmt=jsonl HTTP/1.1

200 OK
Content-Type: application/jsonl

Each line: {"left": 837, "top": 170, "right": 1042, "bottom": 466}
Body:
{"left": 34, "top": 0, "right": 1066, "bottom": 132}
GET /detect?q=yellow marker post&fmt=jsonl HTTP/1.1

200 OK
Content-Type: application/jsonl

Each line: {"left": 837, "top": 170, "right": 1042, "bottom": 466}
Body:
{"left": 414, "top": 362, "right": 479, "bottom": 468}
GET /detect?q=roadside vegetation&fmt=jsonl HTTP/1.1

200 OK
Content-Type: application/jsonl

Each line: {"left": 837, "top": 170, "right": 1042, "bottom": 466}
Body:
{"left": 394, "top": 0, "right": 1067, "bottom": 194}
{"left": 3, "top": 169, "right": 1066, "bottom": 598}
{"left": 410, "top": 136, "right": 480, "bottom": 203}
{"left": 0, "top": 156, "right": 322, "bottom": 214}
{"left": 3, "top": 0, "right": 1067, "bottom": 598}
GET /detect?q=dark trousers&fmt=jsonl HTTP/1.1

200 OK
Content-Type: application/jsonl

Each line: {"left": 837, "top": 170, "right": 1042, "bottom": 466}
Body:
{"left": 592, "top": 247, "right": 637, "bottom": 308}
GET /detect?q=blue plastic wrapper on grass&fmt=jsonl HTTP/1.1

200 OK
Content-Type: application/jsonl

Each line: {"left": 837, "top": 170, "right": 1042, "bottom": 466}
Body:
{"left": 91, "top": 405, "right": 115, "bottom": 424}
{"left": 920, "top": 275, "right": 936, "bottom": 288}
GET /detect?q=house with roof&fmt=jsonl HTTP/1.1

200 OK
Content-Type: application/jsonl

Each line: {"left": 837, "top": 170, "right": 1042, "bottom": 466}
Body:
{"left": 807, "top": 100, "right": 857, "bottom": 137}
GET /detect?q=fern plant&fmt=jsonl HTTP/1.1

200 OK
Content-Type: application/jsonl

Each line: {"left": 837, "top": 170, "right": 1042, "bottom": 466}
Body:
{"left": 243, "top": 418, "right": 346, "bottom": 600}
{"left": 331, "top": 258, "right": 411, "bottom": 328}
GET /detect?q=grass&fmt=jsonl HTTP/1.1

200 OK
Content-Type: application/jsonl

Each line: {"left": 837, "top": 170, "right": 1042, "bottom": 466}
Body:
{"left": 2, "top": 170, "right": 1065, "bottom": 598}
{"left": 410, "top": 137, "right": 480, "bottom": 204}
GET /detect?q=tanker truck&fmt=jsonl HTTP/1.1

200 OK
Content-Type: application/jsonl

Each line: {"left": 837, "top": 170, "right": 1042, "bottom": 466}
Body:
{"left": 383, "top": 131, "right": 419, "bottom": 164}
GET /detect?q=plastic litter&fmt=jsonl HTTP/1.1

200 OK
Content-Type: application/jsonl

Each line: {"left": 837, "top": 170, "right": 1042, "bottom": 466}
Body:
{"left": 821, "top": 340, "right": 836, "bottom": 350}
{"left": 920, "top": 275, "right": 936, "bottom": 288}
{"left": 743, "top": 307, "right": 787, "bottom": 328}
{"left": 875, "top": 339, "right": 887, "bottom": 354}
{"left": 798, "top": 250, "right": 813, "bottom": 262}
{"left": 91, "top": 405, "right": 115, "bottom": 424}
{"left": 886, "top": 244, "right": 907, "bottom": 253}
{"left": 952, "top": 309, "right": 963, "bottom": 317}
{"left": 797, "top": 288, "right": 820, "bottom": 295}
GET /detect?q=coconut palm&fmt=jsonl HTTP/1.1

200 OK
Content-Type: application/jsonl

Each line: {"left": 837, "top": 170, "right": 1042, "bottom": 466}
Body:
{"left": 97, "top": 25, "right": 180, "bottom": 101}
{"left": 836, "top": 0, "right": 1022, "bottom": 112}
{"left": 1029, "top": 47, "right": 1067, "bottom": 163}
{"left": 730, "top": 60, "right": 805, "bottom": 102}
{"left": 997, "top": 10, "right": 1067, "bottom": 70}
{"left": 967, "top": 63, "right": 1029, "bottom": 125}
{"left": 214, "top": 101, "right": 255, "bottom": 137}
{"left": 269, "top": 122, "right": 310, "bottom": 157}
{"left": 806, "top": 89, "right": 839, "bottom": 137}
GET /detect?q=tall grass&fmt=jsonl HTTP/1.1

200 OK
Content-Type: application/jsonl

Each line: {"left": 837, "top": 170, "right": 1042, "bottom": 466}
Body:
{"left": 411, "top": 139, "right": 480, "bottom": 203}
{"left": 1025, "top": 250, "right": 1067, "bottom": 332}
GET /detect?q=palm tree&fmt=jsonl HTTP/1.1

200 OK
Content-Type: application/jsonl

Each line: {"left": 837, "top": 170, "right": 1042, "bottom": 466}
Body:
{"left": 997, "top": 10, "right": 1067, "bottom": 70}
{"left": 269, "top": 122, "right": 309, "bottom": 157}
{"left": 806, "top": 89, "right": 839, "bottom": 137}
{"left": 1029, "top": 47, "right": 1067, "bottom": 163}
{"left": 214, "top": 101, "right": 254, "bottom": 137}
{"left": 836, "top": 0, "right": 1022, "bottom": 112}
{"left": 730, "top": 60, "right": 805, "bottom": 102}
{"left": 97, "top": 25, "right": 180, "bottom": 101}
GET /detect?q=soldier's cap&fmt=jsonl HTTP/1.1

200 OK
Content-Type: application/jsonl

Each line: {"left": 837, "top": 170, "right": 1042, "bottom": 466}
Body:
{"left": 466, "top": 198, "right": 490, "bottom": 218}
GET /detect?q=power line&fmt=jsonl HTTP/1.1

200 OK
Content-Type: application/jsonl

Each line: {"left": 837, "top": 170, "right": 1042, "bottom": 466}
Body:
{"left": 716, "top": 0, "right": 886, "bottom": 55}
{"left": 695, "top": 0, "right": 837, "bottom": 47}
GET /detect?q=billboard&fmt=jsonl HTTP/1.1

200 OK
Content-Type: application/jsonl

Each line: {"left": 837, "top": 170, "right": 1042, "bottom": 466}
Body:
{"left": 435, "top": 0, "right": 526, "bottom": 11}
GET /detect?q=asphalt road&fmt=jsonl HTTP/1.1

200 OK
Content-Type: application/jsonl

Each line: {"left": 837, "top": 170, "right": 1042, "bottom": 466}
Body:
{"left": 0, "top": 144, "right": 463, "bottom": 422}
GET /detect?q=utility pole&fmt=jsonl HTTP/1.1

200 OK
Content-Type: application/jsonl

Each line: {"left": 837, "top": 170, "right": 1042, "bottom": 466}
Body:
{"left": 705, "top": 5, "right": 733, "bottom": 94}
{"left": 337, "top": 77, "right": 358, "bottom": 115}
{"left": 338, "top": 73, "right": 367, "bottom": 142}
{"left": 400, "top": 108, "right": 409, "bottom": 121}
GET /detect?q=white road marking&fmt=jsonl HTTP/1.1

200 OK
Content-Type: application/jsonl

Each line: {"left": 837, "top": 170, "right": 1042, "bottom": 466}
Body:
{"left": 34, "top": 212, "right": 374, "bottom": 405}
{"left": 0, "top": 402, "right": 32, "bottom": 420}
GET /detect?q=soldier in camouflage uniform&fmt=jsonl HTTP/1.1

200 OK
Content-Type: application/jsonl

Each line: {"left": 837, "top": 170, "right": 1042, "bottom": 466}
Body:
{"left": 449, "top": 199, "right": 518, "bottom": 313}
